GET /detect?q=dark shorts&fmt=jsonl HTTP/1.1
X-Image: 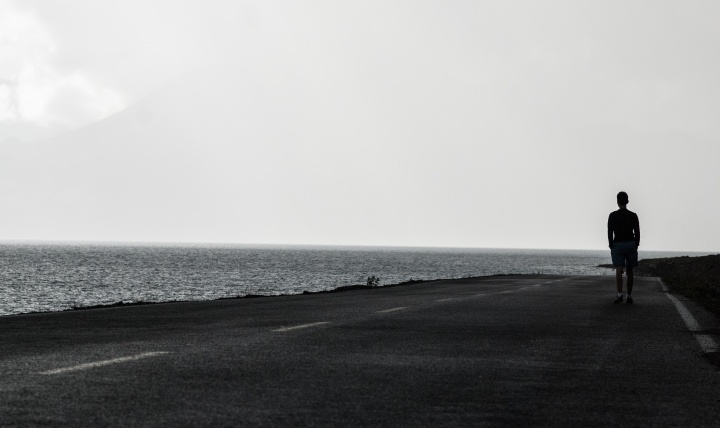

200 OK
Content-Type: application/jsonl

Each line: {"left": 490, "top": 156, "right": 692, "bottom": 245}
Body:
{"left": 611, "top": 241, "right": 638, "bottom": 269}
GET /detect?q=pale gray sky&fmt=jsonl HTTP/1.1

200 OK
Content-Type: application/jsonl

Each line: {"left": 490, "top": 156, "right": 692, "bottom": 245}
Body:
{"left": 1, "top": 0, "right": 719, "bottom": 251}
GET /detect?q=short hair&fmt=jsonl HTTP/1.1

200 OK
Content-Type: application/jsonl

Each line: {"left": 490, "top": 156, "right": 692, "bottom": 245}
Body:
{"left": 617, "top": 191, "right": 629, "bottom": 205}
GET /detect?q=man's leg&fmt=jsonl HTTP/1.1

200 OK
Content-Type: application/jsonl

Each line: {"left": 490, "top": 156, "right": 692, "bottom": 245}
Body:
{"left": 627, "top": 243, "right": 638, "bottom": 300}
{"left": 615, "top": 267, "right": 624, "bottom": 293}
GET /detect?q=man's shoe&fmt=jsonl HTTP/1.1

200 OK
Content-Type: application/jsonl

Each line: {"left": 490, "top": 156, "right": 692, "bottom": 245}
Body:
{"left": 612, "top": 295, "right": 624, "bottom": 303}
{"left": 626, "top": 296, "right": 633, "bottom": 304}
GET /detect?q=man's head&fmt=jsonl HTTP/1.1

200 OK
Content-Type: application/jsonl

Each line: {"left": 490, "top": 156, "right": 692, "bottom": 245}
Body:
{"left": 617, "top": 191, "right": 629, "bottom": 207}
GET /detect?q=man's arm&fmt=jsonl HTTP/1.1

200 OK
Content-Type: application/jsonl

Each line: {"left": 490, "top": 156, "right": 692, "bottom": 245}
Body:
{"left": 634, "top": 214, "right": 640, "bottom": 247}
{"left": 608, "top": 214, "right": 614, "bottom": 248}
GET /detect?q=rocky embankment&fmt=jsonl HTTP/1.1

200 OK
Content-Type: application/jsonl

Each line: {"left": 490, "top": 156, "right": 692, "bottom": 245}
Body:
{"left": 636, "top": 254, "right": 720, "bottom": 315}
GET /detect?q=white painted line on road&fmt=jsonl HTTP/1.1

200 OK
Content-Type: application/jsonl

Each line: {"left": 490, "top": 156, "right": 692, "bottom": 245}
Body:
{"left": 659, "top": 279, "right": 718, "bottom": 354}
{"left": 376, "top": 307, "right": 408, "bottom": 313}
{"left": 273, "top": 322, "right": 330, "bottom": 332}
{"left": 693, "top": 334, "right": 719, "bottom": 354}
{"left": 438, "top": 292, "right": 492, "bottom": 301}
{"left": 38, "top": 352, "right": 169, "bottom": 375}
{"left": 544, "top": 277, "right": 575, "bottom": 284}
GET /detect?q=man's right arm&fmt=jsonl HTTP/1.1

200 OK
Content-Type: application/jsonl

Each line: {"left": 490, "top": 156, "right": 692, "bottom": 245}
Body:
{"left": 607, "top": 214, "right": 614, "bottom": 248}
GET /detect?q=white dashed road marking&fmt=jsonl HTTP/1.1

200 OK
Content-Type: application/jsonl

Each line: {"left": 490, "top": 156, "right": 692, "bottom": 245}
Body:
{"left": 376, "top": 307, "right": 408, "bottom": 314}
{"left": 39, "top": 352, "right": 169, "bottom": 375}
{"left": 273, "top": 322, "right": 330, "bottom": 332}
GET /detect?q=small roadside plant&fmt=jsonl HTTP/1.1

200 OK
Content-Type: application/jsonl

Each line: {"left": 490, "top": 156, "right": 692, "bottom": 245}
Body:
{"left": 366, "top": 276, "right": 380, "bottom": 287}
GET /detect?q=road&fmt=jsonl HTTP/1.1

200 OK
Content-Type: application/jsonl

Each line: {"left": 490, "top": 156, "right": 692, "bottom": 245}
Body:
{"left": 1, "top": 275, "right": 719, "bottom": 426}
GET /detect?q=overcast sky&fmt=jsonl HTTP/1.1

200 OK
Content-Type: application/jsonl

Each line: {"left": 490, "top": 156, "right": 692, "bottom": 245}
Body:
{"left": 1, "top": 0, "right": 719, "bottom": 252}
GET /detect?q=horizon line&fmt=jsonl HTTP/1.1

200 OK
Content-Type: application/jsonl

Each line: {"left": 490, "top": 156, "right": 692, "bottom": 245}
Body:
{"left": 0, "top": 238, "right": 716, "bottom": 254}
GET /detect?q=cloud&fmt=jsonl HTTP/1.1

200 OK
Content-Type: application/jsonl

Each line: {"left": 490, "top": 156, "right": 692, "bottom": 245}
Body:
{"left": 0, "top": 0, "right": 126, "bottom": 133}
{"left": 0, "top": 81, "right": 17, "bottom": 121}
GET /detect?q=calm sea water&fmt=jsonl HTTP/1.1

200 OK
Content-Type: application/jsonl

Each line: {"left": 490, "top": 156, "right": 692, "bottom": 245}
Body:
{"left": 0, "top": 243, "right": 710, "bottom": 316}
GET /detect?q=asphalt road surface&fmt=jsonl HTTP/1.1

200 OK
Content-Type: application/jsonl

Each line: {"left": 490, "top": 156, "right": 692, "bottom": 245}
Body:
{"left": 1, "top": 275, "right": 719, "bottom": 426}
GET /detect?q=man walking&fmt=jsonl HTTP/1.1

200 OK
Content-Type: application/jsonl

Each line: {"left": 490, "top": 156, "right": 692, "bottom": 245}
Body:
{"left": 608, "top": 191, "right": 640, "bottom": 304}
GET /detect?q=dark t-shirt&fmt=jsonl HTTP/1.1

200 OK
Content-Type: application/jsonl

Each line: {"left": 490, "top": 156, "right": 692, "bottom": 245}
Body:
{"left": 608, "top": 208, "right": 640, "bottom": 247}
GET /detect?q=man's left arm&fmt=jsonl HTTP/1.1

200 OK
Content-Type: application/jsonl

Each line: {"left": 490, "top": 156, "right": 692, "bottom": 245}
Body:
{"left": 634, "top": 214, "right": 640, "bottom": 247}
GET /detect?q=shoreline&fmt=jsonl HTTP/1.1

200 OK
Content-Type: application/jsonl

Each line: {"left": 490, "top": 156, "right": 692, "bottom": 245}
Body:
{"left": 2, "top": 246, "right": 712, "bottom": 318}
{"left": 14, "top": 274, "right": 539, "bottom": 316}
{"left": 7, "top": 253, "right": 720, "bottom": 317}
{"left": 65, "top": 278, "right": 437, "bottom": 312}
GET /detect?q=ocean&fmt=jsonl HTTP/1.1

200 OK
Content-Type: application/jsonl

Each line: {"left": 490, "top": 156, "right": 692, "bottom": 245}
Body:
{"left": 0, "top": 243, "right": 709, "bottom": 316}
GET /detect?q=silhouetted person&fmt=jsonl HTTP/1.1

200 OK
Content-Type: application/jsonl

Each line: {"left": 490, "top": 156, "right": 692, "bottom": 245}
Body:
{"left": 608, "top": 191, "right": 640, "bottom": 304}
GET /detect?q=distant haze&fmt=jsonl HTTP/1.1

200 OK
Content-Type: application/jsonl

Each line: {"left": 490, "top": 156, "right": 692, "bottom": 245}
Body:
{"left": 1, "top": 1, "right": 719, "bottom": 252}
